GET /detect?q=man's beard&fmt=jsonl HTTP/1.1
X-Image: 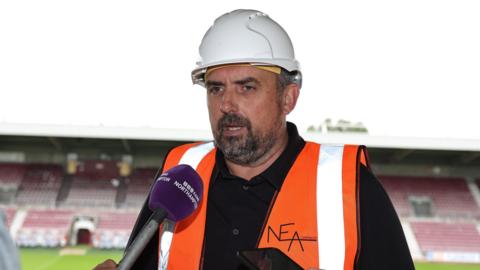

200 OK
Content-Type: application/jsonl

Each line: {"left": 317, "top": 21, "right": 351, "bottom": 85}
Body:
{"left": 214, "top": 113, "right": 278, "bottom": 166}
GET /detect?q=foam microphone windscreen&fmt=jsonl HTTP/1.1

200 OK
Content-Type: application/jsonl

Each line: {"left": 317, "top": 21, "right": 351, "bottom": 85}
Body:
{"left": 148, "top": 164, "right": 203, "bottom": 222}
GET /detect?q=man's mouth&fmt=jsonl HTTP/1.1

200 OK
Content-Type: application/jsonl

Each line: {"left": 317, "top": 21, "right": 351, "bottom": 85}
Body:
{"left": 217, "top": 114, "right": 250, "bottom": 136}
{"left": 220, "top": 124, "right": 247, "bottom": 136}
{"left": 225, "top": 127, "right": 242, "bottom": 131}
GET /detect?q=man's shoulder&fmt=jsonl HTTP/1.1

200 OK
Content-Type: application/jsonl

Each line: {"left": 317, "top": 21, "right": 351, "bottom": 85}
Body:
{"left": 169, "top": 141, "right": 216, "bottom": 152}
{"left": 303, "top": 141, "right": 367, "bottom": 147}
{"left": 166, "top": 142, "right": 216, "bottom": 157}
{"left": 302, "top": 142, "right": 369, "bottom": 154}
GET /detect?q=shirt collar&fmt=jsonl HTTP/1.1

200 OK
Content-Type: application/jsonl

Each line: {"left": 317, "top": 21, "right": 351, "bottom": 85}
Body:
{"left": 215, "top": 122, "right": 306, "bottom": 190}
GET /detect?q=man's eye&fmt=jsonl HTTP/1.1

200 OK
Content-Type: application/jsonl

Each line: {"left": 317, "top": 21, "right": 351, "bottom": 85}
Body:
{"left": 242, "top": 85, "right": 256, "bottom": 91}
{"left": 207, "top": 86, "right": 223, "bottom": 94}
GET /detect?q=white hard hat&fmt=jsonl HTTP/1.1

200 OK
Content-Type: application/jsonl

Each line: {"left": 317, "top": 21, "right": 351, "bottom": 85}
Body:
{"left": 192, "top": 9, "right": 301, "bottom": 85}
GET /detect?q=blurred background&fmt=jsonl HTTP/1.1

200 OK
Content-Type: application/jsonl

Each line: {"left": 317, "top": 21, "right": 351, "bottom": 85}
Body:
{"left": 1, "top": 1, "right": 479, "bottom": 269}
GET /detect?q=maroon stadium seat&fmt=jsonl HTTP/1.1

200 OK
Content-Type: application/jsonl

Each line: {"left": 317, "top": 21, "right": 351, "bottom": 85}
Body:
{"left": 379, "top": 176, "right": 480, "bottom": 219}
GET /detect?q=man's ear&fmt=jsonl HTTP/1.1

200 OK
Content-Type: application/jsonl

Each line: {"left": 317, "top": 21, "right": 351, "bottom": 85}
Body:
{"left": 282, "top": 84, "right": 300, "bottom": 115}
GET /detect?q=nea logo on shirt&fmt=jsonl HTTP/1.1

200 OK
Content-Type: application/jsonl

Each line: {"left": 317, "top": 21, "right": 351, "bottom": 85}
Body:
{"left": 266, "top": 222, "right": 316, "bottom": 252}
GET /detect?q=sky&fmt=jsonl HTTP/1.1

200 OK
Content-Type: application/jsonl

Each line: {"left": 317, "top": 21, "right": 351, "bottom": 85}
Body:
{"left": 1, "top": 0, "right": 479, "bottom": 139}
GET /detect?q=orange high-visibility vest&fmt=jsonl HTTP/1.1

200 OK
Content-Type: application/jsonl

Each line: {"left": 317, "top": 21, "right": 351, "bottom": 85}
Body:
{"left": 157, "top": 141, "right": 369, "bottom": 270}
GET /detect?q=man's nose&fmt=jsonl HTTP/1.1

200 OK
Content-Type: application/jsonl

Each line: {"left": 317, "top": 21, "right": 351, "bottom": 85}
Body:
{"left": 220, "top": 88, "right": 238, "bottom": 113}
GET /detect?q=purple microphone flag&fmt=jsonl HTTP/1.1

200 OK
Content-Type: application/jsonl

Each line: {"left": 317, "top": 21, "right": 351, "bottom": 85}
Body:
{"left": 148, "top": 164, "right": 203, "bottom": 222}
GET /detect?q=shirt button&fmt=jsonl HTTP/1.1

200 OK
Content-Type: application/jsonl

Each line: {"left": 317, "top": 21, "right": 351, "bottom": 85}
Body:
{"left": 232, "top": 228, "right": 240, "bottom": 235}
{"left": 242, "top": 185, "right": 249, "bottom": 191}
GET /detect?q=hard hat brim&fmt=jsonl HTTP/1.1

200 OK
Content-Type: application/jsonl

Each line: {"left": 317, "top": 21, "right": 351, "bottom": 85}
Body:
{"left": 191, "top": 58, "right": 300, "bottom": 86}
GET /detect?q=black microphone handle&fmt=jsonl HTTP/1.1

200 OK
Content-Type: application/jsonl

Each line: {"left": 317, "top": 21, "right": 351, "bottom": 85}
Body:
{"left": 117, "top": 209, "right": 168, "bottom": 270}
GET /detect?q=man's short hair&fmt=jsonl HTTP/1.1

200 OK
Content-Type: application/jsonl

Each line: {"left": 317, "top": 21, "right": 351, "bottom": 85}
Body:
{"left": 277, "top": 68, "right": 302, "bottom": 92}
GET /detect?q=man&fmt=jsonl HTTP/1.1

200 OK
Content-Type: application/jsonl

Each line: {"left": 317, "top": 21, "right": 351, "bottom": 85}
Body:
{"left": 95, "top": 9, "right": 414, "bottom": 270}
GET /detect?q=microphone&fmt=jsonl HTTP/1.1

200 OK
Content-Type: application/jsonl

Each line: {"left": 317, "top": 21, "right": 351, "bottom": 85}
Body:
{"left": 117, "top": 164, "right": 203, "bottom": 270}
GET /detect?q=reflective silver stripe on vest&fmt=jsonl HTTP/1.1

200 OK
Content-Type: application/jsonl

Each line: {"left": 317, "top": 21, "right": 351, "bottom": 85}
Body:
{"left": 316, "top": 145, "right": 345, "bottom": 270}
{"left": 158, "top": 142, "right": 215, "bottom": 270}
{"left": 158, "top": 220, "right": 174, "bottom": 270}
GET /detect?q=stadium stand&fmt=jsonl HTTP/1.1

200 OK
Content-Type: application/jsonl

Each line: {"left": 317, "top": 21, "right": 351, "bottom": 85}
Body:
{"left": 3, "top": 159, "right": 479, "bottom": 260}
{"left": 0, "top": 160, "right": 149, "bottom": 249}
{"left": 15, "top": 164, "right": 64, "bottom": 207}
{"left": 411, "top": 221, "right": 480, "bottom": 253}
{"left": 92, "top": 211, "right": 138, "bottom": 249}
{"left": 61, "top": 160, "right": 120, "bottom": 208}
{"left": 2, "top": 123, "right": 480, "bottom": 266}
{"left": 75, "top": 160, "right": 119, "bottom": 180}
{"left": 123, "top": 168, "right": 156, "bottom": 208}
{"left": 0, "top": 163, "right": 26, "bottom": 188}
{"left": 0, "top": 164, "right": 26, "bottom": 204}
{"left": 62, "top": 176, "right": 118, "bottom": 208}
{"left": 379, "top": 176, "right": 480, "bottom": 219}
{"left": 15, "top": 209, "right": 74, "bottom": 247}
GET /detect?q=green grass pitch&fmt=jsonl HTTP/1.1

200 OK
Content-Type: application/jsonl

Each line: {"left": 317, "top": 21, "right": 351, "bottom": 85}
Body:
{"left": 19, "top": 247, "right": 480, "bottom": 270}
{"left": 20, "top": 247, "right": 123, "bottom": 270}
{"left": 415, "top": 262, "right": 480, "bottom": 270}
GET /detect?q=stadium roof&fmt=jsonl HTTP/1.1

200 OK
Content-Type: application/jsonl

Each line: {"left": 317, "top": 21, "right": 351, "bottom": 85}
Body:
{"left": 1, "top": 122, "right": 480, "bottom": 152}
{"left": 1, "top": 123, "right": 480, "bottom": 172}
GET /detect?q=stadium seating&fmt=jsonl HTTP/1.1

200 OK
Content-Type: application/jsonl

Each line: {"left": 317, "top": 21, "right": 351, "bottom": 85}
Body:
{"left": 15, "top": 164, "right": 64, "bottom": 206}
{"left": 60, "top": 160, "right": 121, "bottom": 208}
{"left": 0, "top": 163, "right": 26, "bottom": 188}
{"left": 16, "top": 209, "right": 74, "bottom": 247}
{"left": 62, "top": 176, "right": 118, "bottom": 208}
{"left": 92, "top": 211, "right": 138, "bottom": 249}
{"left": 5, "top": 159, "right": 478, "bottom": 259}
{"left": 124, "top": 168, "right": 156, "bottom": 208}
{"left": 379, "top": 176, "right": 480, "bottom": 218}
{"left": 75, "top": 160, "right": 120, "bottom": 180}
{"left": 411, "top": 221, "right": 480, "bottom": 253}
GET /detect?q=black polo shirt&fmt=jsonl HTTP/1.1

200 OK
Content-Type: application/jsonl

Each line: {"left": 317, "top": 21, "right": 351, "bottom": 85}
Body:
{"left": 128, "top": 122, "right": 415, "bottom": 270}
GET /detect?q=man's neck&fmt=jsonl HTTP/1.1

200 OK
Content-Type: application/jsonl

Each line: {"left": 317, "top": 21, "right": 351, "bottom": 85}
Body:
{"left": 224, "top": 129, "right": 289, "bottom": 181}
